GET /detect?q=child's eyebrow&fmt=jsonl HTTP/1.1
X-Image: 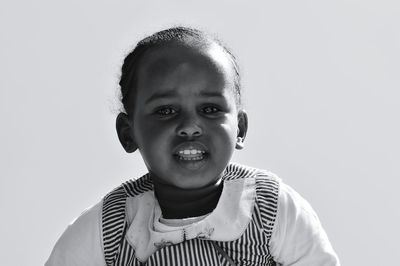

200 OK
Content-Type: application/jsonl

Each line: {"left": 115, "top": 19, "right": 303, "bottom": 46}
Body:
{"left": 145, "top": 89, "right": 178, "bottom": 104}
{"left": 199, "top": 91, "right": 224, "bottom": 98}
{"left": 145, "top": 90, "right": 225, "bottom": 104}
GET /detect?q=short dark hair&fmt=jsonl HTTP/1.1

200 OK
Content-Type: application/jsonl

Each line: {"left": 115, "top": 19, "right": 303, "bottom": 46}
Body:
{"left": 119, "top": 26, "right": 241, "bottom": 115}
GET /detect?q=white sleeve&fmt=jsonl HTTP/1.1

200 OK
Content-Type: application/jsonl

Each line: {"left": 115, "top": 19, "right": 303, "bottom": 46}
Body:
{"left": 45, "top": 200, "right": 106, "bottom": 266}
{"left": 269, "top": 182, "right": 340, "bottom": 266}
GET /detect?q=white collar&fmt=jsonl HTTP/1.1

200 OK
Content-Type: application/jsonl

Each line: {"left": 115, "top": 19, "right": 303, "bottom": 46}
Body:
{"left": 124, "top": 176, "right": 256, "bottom": 262}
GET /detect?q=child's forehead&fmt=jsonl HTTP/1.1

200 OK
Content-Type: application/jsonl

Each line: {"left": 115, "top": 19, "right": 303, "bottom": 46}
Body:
{"left": 140, "top": 42, "right": 234, "bottom": 81}
{"left": 134, "top": 43, "right": 237, "bottom": 103}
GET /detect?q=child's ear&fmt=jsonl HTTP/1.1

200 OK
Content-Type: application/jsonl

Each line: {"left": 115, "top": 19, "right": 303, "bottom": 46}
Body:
{"left": 236, "top": 110, "right": 248, "bottom": 150}
{"left": 116, "top": 113, "right": 138, "bottom": 153}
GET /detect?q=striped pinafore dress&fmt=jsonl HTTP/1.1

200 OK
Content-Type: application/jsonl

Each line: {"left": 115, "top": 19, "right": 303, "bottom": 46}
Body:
{"left": 101, "top": 163, "right": 279, "bottom": 266}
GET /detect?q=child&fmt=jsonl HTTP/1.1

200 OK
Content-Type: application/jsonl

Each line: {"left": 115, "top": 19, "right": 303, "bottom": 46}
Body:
{"left": 46, "top": 27, "right": 340, "bottom": 265}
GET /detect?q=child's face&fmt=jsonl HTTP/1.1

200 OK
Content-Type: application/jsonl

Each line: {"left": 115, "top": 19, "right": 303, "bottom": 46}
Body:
{"left": 126, "top": 43, "right": 247, "bottom": 189}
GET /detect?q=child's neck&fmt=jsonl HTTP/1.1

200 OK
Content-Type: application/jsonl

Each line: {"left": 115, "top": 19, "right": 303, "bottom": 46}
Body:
{"left": 152, "top": 177, "right": 223, "bottom": 219}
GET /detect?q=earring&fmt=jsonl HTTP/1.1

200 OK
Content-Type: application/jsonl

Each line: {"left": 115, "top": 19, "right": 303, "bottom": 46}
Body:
{"left": 236, "top": 137, "right": 244, "bottom": 150}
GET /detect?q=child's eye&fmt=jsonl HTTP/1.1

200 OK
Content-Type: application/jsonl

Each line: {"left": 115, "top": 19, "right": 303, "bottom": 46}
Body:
{"left": 155, "top": 107, "right": 177, "bottom": 116}
{"left": 202, "top": 106, "right": 220, "bottom": 114}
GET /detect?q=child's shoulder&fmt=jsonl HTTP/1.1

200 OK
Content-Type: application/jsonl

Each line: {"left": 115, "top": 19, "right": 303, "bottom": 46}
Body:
{"left": 233, "top": 164, "right": 340, "bottom": 264}
{"left": 46, "top": 201, "right": 105, "bottom": 265}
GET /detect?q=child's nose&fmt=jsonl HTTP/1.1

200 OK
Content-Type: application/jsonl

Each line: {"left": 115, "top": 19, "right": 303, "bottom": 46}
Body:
{"left": 176, "top": 115, "right": 203, "bottom": 138}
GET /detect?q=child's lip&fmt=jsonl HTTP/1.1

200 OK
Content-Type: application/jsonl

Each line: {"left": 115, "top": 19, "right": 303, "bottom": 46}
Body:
{"left": 173, "top": 142, "right": 208, "bottom": 169}
{"left": 173, "top": 141, "right": 208, "bottom": 156}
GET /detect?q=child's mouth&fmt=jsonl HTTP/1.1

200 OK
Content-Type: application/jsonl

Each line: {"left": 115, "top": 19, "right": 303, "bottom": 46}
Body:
{"left": 174, "top": 152, "right": 207, "bottom": 170}
{"left": 176, "top": 149, "right": 206, "bottom": 161}
{"left": 173, "top": 143, "right": 209, "bottom": 169}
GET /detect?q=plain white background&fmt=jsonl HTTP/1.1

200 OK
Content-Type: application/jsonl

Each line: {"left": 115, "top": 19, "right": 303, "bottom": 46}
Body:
{"left": 1, "top": 0, "right": 399, "bottom": 265}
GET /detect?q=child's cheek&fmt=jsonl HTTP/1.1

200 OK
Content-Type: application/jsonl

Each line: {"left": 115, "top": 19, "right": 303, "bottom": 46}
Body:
{"left": 221, "top": 114, "right": 239, "bottom": 135}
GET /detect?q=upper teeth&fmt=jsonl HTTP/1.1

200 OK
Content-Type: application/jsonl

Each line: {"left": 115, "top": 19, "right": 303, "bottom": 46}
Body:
{"left": 178, "top": 149, "right": 204, "bottom": 155}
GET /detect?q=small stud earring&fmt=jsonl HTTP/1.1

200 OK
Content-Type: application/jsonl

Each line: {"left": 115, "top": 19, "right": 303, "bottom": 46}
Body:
{"left": 236, "top": 137, "right": 244, "bottom": 150}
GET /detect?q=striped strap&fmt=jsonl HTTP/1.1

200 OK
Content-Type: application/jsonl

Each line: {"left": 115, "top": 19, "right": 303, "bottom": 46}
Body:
{"left": 211, "top": 241, "right": 236, "bottom": 266}
{"left": 102, "top": 186, "right": 128, "bottom": 266}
